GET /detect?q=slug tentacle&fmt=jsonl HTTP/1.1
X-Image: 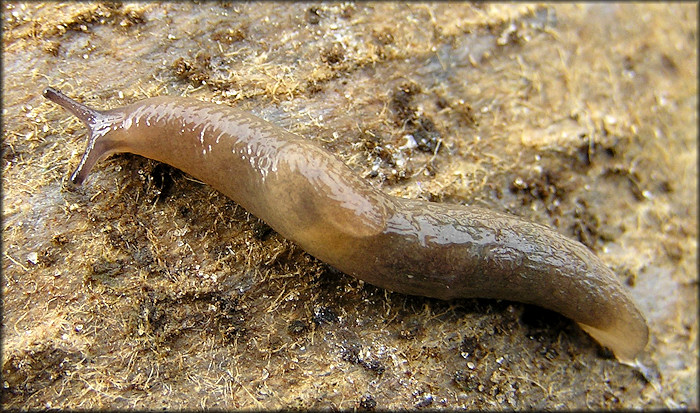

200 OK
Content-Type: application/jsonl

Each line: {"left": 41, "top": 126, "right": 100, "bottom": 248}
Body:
{"left": 43, "top": 87, "right": 121, "bottom": 184}
{"left": 44, "top": 88, "right": 649, "bottom": 363}
{"left": 43, "top": 87, "right": 100, "bottom": 125}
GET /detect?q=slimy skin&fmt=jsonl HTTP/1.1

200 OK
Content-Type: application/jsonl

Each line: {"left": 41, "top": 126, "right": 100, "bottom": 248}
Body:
{"left": 43, "top": 87, "right": 648, "bottom": 363}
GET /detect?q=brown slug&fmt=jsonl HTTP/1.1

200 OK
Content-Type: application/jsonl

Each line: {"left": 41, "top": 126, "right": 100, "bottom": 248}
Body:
{"left": 43, "top": 87, "right": 648, "bottom": 363}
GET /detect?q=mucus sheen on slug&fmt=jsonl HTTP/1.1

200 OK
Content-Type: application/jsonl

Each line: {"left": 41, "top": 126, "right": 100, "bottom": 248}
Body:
{"left": 43, "top": 88, "right": 649, "bottom": 363}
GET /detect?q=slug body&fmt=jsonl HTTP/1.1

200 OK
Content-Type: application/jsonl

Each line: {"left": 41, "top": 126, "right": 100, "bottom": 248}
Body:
{"left": 43, "top": 87, "right": 648, "bottom": 363}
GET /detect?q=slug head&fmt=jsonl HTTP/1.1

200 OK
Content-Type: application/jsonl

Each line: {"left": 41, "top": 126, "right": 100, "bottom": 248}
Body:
{"left": 43, "top": 87, "right": 121, "bottom": 185}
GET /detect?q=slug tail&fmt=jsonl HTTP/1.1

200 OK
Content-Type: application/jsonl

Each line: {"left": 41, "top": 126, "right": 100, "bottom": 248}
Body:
{"left": 43, "top": 87, "right": 113, "bottom": 185}
{"left": 577, "top": 319, "right": 648, "bottom": 365}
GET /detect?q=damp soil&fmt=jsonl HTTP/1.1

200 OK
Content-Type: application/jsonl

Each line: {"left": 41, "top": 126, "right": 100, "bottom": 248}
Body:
{"left": 2, "top": 3, "right": 697, "bottom": 410}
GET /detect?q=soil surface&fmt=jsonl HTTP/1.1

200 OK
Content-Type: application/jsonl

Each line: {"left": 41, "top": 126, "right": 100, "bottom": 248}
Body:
{"left": 2, "top": 3, "right": 697, "bottom": 410}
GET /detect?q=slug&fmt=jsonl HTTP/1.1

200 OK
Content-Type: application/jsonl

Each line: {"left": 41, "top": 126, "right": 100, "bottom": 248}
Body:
{"left": 43, "top": 87, "right": 648, "bottom": 363}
